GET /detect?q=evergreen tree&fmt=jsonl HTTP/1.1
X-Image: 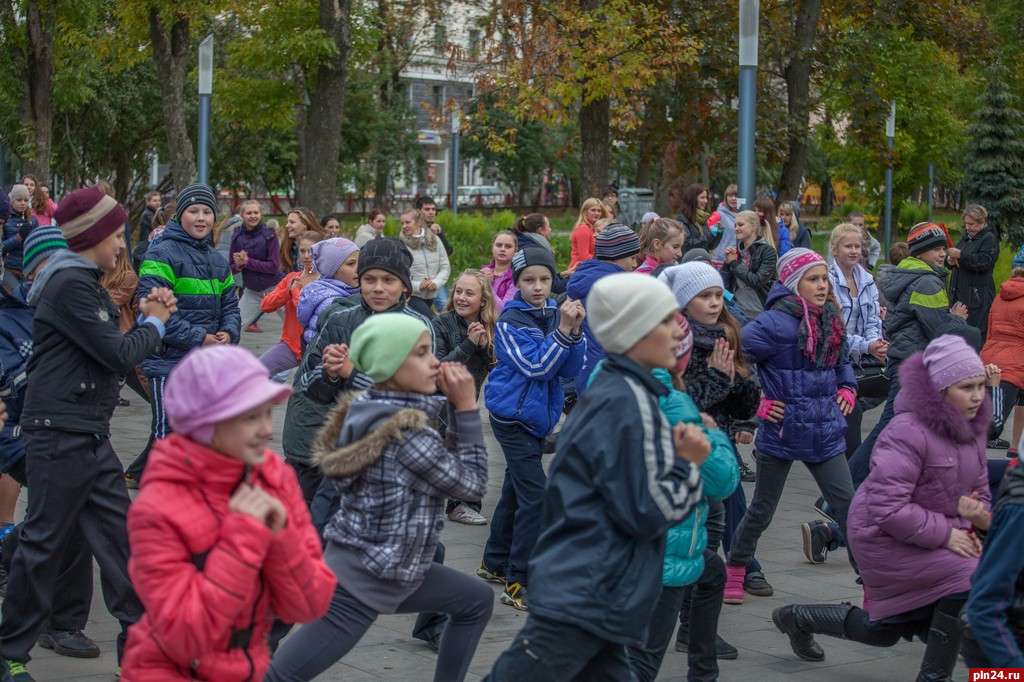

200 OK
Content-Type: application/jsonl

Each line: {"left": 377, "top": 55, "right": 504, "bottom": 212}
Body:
{"left": 963, "top": 74, "right": 1024, "bottom": 246}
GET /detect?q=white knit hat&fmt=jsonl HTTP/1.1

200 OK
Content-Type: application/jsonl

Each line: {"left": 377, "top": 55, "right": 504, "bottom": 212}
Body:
{"left": 658, "top": 262, "right": 724, "bottom": 312}
{"left": 587, "top": 273, "right": 679, "bottom": 354}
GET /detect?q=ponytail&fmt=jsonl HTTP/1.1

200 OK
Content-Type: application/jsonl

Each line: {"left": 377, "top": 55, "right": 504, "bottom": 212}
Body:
{"left": 514, "top": 213, "right": 547, "bottom": 234}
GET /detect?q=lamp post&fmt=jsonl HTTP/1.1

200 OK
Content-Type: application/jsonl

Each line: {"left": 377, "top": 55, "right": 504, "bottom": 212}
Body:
{"left": 197, "top": 34, "right": 214, "bottom": 185}
{"left": 737, "top": 0, "right": 759, "bottom": 210}
{"left": 450, "top": 106, "right": 461, "bottom": 215}
{"left": 883, "top": 100, "right": 895, "bottom": 253}
{"left": 927, "top": 163, "right": 935, "bottom": 219}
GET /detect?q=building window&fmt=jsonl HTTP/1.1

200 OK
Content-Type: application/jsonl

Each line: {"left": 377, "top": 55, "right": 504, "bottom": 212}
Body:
{"left": 432, "top": 85, "right": 444, "bottom": 113}
{"left": 433, "top": 25, "right": 446, "bottom": 55}
{"left": 468, "top": 29, "right": 481, "bottom": 60}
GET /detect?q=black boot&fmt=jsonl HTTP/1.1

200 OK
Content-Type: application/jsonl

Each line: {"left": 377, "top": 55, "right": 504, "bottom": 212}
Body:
{"left": 916, "top": 610, "right": 961, "bottom": 682}
{"left": 772, "top": 603, "right": 853, "bottom": 662}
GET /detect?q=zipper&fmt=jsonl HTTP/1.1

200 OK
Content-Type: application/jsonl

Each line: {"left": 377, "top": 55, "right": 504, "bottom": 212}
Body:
{"left": 687, "top": 505, "right": 704, "bottom": 556}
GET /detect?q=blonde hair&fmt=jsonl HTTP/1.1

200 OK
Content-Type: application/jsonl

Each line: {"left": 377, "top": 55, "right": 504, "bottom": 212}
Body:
{"left": 445, "top": 269, "right": 498, "bottom": 355}
{"left": 829, "top": 222, "right": 864, "bottom": 255}
{"left": 963, "top": 204, "right": 988, "bottom": 224}
{"left": 640, "top": 218, "right": 683, "bottom": 256}
{"left": 577, "top": 197, "right": 609, "bottom": 226}
{"left": 736, "top": 210, "right": 774, "bottom": 249}
{"left": 239, "top": 199, "right": 261, "bottom": 212}
{"left": 593, "top": 217, "right": 614, "bottom": 234}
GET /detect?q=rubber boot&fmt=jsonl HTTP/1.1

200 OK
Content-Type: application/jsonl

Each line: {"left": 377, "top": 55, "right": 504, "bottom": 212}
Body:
{"left": 916, "top": 610, "right": 961, "bottom": 682}
{"left": 772, "top": 603, "right": 853, "bottom": 662}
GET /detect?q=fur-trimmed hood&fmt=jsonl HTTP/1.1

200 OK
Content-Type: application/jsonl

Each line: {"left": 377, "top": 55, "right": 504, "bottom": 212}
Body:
{"left": 896, "top": 351, "right": 991, "bottom": 445}
{"left": 313, "top": 391, "right": 440, "bottom": 478}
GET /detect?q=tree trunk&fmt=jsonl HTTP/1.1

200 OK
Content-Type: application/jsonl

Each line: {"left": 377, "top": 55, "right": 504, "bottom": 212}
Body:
{"left": 777, "top": 0, "right": 822, "bottom": 202}
{"left": 149, "top": 9, "right": 196, "bottom": 190}
{"left": 295, "top": 0, "right": 352, "bottom": 216}
{"left": 579, "top": 96, "right": 610, "bottom": 200}
{"left": 24, "top": 0, "right": 54, "bottom": 182}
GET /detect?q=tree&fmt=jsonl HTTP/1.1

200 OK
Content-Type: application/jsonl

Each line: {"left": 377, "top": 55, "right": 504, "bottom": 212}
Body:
{"left": 963, "top": 73, "right": 1024, "bottom": 245}
{"left": 147, "top": 6, "right": 197, "bottom": 188}
{"left": 776, "top": 0, "right": 823, "bottom": 201}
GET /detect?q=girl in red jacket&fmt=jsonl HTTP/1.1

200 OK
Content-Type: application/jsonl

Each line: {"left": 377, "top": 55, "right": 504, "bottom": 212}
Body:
{"left": 259, "top": 231, "right": 322, "bottom": 375}
{"left": 122, "top": 345, "right": 336, "bottom": 682}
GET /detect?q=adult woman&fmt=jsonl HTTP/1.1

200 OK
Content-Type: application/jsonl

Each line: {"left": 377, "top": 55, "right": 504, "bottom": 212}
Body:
{"left": 280, "top": 207, "right": 324, "bottom": 272}
{"left": 399, "top": 209, "right": 450, "bottom": 318}
{"left": 723, "top": 210, "right": 777, "bottom": 319}
{"left": 670, "top": 181, "right": 717, "bottom": 253}
{"left": 22, "top": 175, "right": 56, "bottom": 226}
{"left": 321, "top": 213, "right": 343, "bottom": 238}
{"left": 355, "top": 209, "right": 387, "bottom": 247}
{"left": 948, "top": 204, "right": 999, "bottom": 338}
{"left": 568, "top": 198, "right": 608, "bottom": 271}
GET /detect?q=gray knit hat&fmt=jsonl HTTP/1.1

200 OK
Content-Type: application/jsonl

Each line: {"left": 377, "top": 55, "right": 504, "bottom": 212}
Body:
{"left": 658, "top": 262, "right": 724, "bottom": 311}
{"left": 512, "top": 246, "right": 557, "bottom": 283}
{"left": 595, "top": 223, "right": 640, "bottom": 260}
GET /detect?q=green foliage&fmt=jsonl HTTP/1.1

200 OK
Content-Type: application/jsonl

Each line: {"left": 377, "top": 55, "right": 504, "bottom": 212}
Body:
{"left": 897, "top": 201, "right": 929, "bottom": 231}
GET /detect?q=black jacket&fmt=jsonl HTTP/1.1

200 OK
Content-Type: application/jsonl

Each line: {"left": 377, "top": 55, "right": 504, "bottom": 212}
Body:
{"left": 949, "top": 225, "right": 999, "bottom": 333}
{"left": 723, "top": 239, "right": 778, "bottom": 318}
{"left": 22, "top": 264, "right": 161, "bottom": 435}
{"left": 430, "top": 311, "right": 493, "bottom": 394}
{"left": 676, "top": 213, "right": 720, "bottom": 254}
{"left": 683, "top": 320, "right": 760, "bottom": 438}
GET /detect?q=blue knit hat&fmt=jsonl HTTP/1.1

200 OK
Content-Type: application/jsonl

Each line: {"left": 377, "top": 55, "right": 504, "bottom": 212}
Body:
{"left": 174, "top": 183, "right": 218, "bottom": 223}
{"left": 1013, "top": 244, "right": 1024, "bottom": 270}
{"left": 22, "top": 226, "right": 68, "bottom": 277}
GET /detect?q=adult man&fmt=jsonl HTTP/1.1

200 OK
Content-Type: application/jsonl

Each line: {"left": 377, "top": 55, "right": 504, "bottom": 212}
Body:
{"left": 415, "top": 195, "right": 454, "bottom": 309}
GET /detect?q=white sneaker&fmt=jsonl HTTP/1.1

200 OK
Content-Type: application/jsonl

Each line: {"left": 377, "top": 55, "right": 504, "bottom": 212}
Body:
{"left": 447, "top": 503, "right": 488, "bottom": 526}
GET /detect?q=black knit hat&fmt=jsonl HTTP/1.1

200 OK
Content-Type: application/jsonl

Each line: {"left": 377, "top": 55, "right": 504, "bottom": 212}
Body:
{"left": 357, "top": 237, "right": 413, "bottom": 292}
{"left": 512, "top": 246, "right": 557, "bottom": 283}
{"left": 907, "top": 222, "right": 948, "bottom": 256}
{"left": 174, "top": 183, "right": 218, "bottom": 223}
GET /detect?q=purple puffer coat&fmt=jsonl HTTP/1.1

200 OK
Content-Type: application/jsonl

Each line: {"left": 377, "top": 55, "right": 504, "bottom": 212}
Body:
{"left": 848, "top": 350, "right": 991, "bottom": 622}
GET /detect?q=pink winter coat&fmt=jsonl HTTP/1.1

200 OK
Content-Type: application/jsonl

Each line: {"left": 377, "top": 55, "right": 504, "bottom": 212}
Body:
{"left": 847, "top": 351, "right": 991, "bottom": 621}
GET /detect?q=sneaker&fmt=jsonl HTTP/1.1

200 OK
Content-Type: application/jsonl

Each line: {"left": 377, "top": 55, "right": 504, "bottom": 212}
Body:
{"left": 675, "top": 633, "right": 739, "bottom": 660}
{"left": 476, "top": 564, "right": 506, "bottom": 585}
{"left": 38, "top": 630, "right": 100, "bottom": 659}
{"left": 723, "top": 564, "right": 746, "bottom": 604}
{"left": 501, "top": 582, "right": 528, "bottom": 611}
{"left": 743, "top": 570, "right": 774, "bottom": 597}
{"left": 801, "top": 520, "right": 833, "bottom": 564}
{"left": 1008, "top": 448, "right": 1019, "bottom": 460}
{"left": 988, "top": 438, "right": 1010, "bottom": 450}
{"left": 447, "top": 504, "right": 488, "bottom": 526}
{"left": 542, "top": 434, "right": 557, "bottom": 455}
{"left": 739, "top": 461, "right": 756, "bottom": 483}
{"left": 812, "top": 496, "right": 836, "bottom": 524}
{"left": 117, "top": 397, "right": 130, "bottom": 407}
{"left": 0, "top": 660, "right": 33, "bottom": 681}
{"left": 124, "top": 475, "right": 139, "bottom": 490}
{"left": 245, "top": 323, "right": 263, "bottom": 333}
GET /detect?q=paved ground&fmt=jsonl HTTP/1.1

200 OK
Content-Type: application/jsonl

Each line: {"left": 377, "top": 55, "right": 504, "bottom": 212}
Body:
{"left": 16, "top": 313, "right": 978, "bottom": 681}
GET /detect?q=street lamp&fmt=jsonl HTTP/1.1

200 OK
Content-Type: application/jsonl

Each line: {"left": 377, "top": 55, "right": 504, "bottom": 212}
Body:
{"left": 197, "top": 34, "right": 214, "bottom": 185}
{"left": 450, "top": 106, "right": 461, "bottom": 215}
{"left": 737, "top": 0, "right": 759, "bottom": 210}
{"left": 883, "top": 100, "right": 895, "bottom": 253}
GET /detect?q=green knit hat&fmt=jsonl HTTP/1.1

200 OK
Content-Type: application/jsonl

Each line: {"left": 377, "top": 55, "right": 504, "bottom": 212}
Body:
{"left": 350, "top": 313, "right": 431, "bottom": 383}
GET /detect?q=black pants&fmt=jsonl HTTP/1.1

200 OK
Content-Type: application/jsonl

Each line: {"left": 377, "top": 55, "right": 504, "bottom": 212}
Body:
{"left": 407, "top": 296, "right": 436, "bottom": 319}
{"left": 989, "top": 381, "right": 1024, "bottom": 442}
{"left": 844, "top": 371, "right": 890, "bottom": 458}
{"left": 849, "top": 375, "right": 901, "bottom": 489}
{"left": 412, "top": 543, "right": 450, "bottom": 645}
{"left": 0, "top": 430, "right": 142, "bottom": 664}
{"left": 287, "top": 458, "right": 324, "bottom": 507}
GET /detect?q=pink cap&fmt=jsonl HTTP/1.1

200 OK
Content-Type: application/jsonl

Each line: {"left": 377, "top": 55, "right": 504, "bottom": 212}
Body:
{"left": 164, "top": 346, "right": 292, "bottom": 443}
{"left": 922, "top": 334, "right": 985, "bottom": 391}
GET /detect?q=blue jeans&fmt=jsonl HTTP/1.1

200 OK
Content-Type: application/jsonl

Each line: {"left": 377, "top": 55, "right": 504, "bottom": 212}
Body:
{"left": 434, "top": 284, "right": 449, "bottom": 311}
{"left": 849, "top": 375, "right": 901, "bottom": 489}
{"left": 483, "top": 418, "right": 546, "bottom": 585}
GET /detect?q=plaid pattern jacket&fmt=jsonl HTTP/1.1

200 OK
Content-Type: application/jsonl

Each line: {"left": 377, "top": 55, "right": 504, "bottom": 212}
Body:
{"left": 316, "top": 391, "right": 488, "bottom": 585}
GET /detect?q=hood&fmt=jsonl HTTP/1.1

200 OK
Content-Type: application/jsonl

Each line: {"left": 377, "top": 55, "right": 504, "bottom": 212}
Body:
{"left": 27, "top": 249, "right": 95, "bottom": 306}
{"left": 160, "top": 220, "right": 213, "bottom": 250}
{"left": 518, "top": 231, "right": 554, "bottom": 253}
{"left": 141, "top": 433, "right": 287, "bottom": 496}
{"left": 0, "top": 281, "right": 31, "bottom": 309}
{"left": 566, "top": 259, "right": 624, "bottom": 300}
{"left": 999, "top": 276, "right": 1024, "bottom": 302}
{"left": 895, "top": 352, "right": 991, "bottom": 445}
{"left": 314, "top": 391, "right": 442, "bottom": 478}
{"left": 296, "top": 278, "right": 360, "bottom": 327}
{"left": 877, "top": 257, "right": 943, "bottom": 306}
{"left": 764, "top": 281, "right": 793, "bottom": 309}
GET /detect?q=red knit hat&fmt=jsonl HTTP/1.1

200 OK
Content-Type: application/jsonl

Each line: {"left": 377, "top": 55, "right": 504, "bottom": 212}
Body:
{"left": 907, "top": 222, "right": 948, "bottom": 257}
{"left": 55, "top": 186, "right": 127, "bottom": 252}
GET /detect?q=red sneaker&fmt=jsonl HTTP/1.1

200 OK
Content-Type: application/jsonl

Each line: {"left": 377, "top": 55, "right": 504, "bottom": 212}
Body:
{"left": 724, "top": 564, "right": 746, "bottom": 604}
{"left": 245, "top": 323, "right": 263, "bottom": 333}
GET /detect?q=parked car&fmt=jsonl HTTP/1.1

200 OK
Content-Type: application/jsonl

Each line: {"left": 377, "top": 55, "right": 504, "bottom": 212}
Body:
{"left": 458, "top": 185, "right": 506, "bottom": 208}
{"left": 616, "top": 187, "right": 655, "bottom": 230}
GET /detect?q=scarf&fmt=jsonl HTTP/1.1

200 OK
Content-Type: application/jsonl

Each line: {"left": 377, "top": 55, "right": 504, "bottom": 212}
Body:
{"left": 771, "top": 294, "right": 846, "bottom": 369}
{"left": 520, "top": 231, "right": 554, "bottom": 253}
{"left": 399, "top": 228, "right": 438, "bottom": 252}
{"left": 696, "top": 208, "right": 711, "bottom": 228}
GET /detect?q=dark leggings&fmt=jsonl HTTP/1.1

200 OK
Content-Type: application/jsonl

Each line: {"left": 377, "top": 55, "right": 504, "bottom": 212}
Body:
{"left": 843, "top": 595, "right": 967, "bottom": 647}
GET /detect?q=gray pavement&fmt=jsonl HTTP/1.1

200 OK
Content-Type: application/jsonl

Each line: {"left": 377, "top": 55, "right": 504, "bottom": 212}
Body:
{"left": 14, "top": 313, "right": 977, "bottom": 681}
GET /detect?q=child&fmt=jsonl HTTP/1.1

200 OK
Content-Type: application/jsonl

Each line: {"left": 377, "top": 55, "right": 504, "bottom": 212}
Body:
{"left": 432, "top": 269, "right": 497, "bottom": 526}
{"left": 281, "top": 237, "right": 428, "bottom": 503}
{"left": 485, "top": 273, "right": 707, "bottom": 680}
{"left": 122, "top": 346, "right": 336, "bottom": 681}
{"left": 635, "top": 218, "right": 684, "bottom": 275}
{"left": 230, "top": 199, "right": 281, "bottom": 333}
{"left": 568, "top": 197, "right": 608, "bottom": 271}
{"left": 728, "top": 248, "right": 858, "bottom": 594}
{"left": 512, "top": 213, "right": 567, "bottom": 294}
{"left": 320, "top": 213, "right": 342, "bottom": 238}
{"left": 723, "top": 209, "right": 778, "bottom": 319}
{"left": 624, "top": 315, "right": 739, "bottom": 682}
{"left": 874, "top": 240, "right": 908, "bottom": 310}
{"left": 778, "top": 201, "right": 810, "bottom": 250}
{"left": 848, "top": 211, "right": 881, "bottom": 268}
{"left": 399, "top": 209, "right": 450, "bottom": 319}
{"left": 280, "top": 208, "right": 323, "bottom": 273}
{"left": 709, "top": 184, "right": 739, "bottom": 267}
{"left": 661, "top": 261, "right": 770, "bottom": 607}
{"left": 2, "top": 185, "right": 37, "bottom": 291}
{"left": 259, "top": 231, "right": 322, "bottom": 375}
{"left": 133, "top": 183, "right": 241, "bottom": 481}
{"left": 754, "top": 195, "right": 782, "bottom": 252}
{"left": 266, "top": 314, "right": 492, "bottom": 682}
{"left": 354, "top": 209, "right": 386, "bottom": 247}
{"left": 481, "top": 230, "right": 518, "bottom": 312}
{"left": 139, "top": 190, "right": 162, "bottom": 244}
{"left": 0, "top": 187, "right": 175, "bottom": 680}
{"left": 297, "top": 237, "right": 360, "bottom": 344}
{"left": 774, "top": 334, "right": 992, "bottom": 682}
{"left": 21, "top": 175, "right": 56, "bottom": 227}
{"left": 566, "top": 223, "right": 641, "bottom": 389}
{"left": 480, "top": 246, "right": 586, "bottom": 610}
{"left": 983, "top": 246, "right": 1024, "bottom": 456}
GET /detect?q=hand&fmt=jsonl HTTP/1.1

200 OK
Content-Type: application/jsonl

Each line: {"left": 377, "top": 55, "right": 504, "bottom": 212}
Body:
{"left": 203, "top": 334, "right": 220, "bottom": 346}
{"left": 261, "top": 489, "right": 288, "bottom": 533}
{"left": 228, "top": 484, "right": 275, "bottom": 527}
{"left": 700, "top": 413, "right": 717, "bottom": 430}
{"left": 426, "top": 281, "right": 438, "bottom": 292}
{"left": 707, "top": 338, "right": 735, "bottom": 381}
{"left": 724, "top": 248, "right": 739, "bottom": 264}
{"left": 672, "top": 423, "right": 710, "bottom": 465}
{"left": 759, "top": 400, "right": 786, "bottom": 423}
{"left": 430, "top": 223, "right": 442, "bottom": 235}
{"left": 0, "top": 402, "right": 7, "bottom": 431}
{"left": 946, "top": 527, "right": 982, "bottom": 558}
{"left": 947, "top": 247, "right": 961, "bottom": 260}
{"left": 558, "top": 298, "right": 585, "bottom": 335}
{"left": 140, "top": 289, "right": 176, "bottom": 322}
{"left": 985, "top": 363, "right": 1002, "bottom": 388}
{"left": 879, "top": 306, "right": 887, "bottom": 321}
{"left": 438, "top": 362, "right": 477, "bottom": 411}
{"left": 214, "top": 331, "right": 231, "bottom": 344}
{"left": 958, "top": 495, "right": 991, "bottom": 530}
{"left": 322, "top": 344, "right": 353, "bottom": 379}
{"left": 868, "top": 339, "right": 889, "bottom": 361}
{"left": 467, "top": 322, "right": 487, "bottom": 347}
{"left": 951, "top": 302, "right": 968, "bottom": 320}
{"left": 420, "top": 278, "right": 433, "bottom": 292}
{"left": 735, "top": 430, "right": 754, "bottom": 445}
{"left": 837, "top": 394, "right": 854, "bottom": 416}
{"left": 146, "top": 287, "right": 178, "bottom": 312}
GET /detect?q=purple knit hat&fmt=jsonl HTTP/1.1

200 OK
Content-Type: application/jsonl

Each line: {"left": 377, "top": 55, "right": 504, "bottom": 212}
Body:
{"left": 164, "top": 346, "right": 291, "bottom": 444}
{"left": 312, "top": 237, "right": 359, "bottom": 278}
{"left": 922, "top": 334, "right": 985, "bottom": 391}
